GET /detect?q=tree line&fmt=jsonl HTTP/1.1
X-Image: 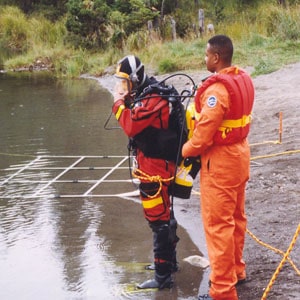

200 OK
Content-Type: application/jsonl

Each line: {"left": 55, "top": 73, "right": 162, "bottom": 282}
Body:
{"left": 0, "top": 0, "right": 298, "bottom": 51}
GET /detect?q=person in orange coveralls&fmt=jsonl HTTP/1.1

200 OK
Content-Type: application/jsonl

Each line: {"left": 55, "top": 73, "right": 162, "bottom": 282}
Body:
{"left": 112, "top": 55, "right": 181, "bottom": 290}
{"left": 182, "top": 35, "right": 255, "bottom": 300}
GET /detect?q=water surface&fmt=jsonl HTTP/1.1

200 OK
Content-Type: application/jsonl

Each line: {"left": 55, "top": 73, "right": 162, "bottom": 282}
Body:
{"left": 0, "top": 72, "right": 204, "bottom": 299}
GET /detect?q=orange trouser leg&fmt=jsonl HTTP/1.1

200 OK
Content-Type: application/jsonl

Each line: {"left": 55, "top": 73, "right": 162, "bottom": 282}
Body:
{"left": 234, "top": 182, "right": 247, "bottom": 280}
{"left": 200, "top": 176, "right": 238, "bottom": 299}
{"left": 199, "top": 143, "right": 250, "bottom": 299}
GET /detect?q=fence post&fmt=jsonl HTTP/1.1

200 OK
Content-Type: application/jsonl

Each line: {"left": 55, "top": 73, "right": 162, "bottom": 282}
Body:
{"left": 198, "top": 9, "right": 204, "bottom": 36}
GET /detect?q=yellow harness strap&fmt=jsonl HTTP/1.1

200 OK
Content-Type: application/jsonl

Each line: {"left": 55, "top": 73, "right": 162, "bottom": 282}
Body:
{"left": 115, "top": 104, "right": 125, "bottom": 120}
{"left": 218, "top": 114, "right": 252, "bottom": 139}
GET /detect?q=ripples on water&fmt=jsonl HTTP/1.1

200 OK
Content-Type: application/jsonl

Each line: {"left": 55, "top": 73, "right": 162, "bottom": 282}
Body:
{"left": 0, "top": 73, "right": 204, "bottom": 299}
{"left": 0, "top": 74, "right": 128, "bottom": 298}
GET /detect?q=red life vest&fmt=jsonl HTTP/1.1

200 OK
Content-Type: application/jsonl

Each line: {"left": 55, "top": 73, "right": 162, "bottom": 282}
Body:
{"left": 195, "top": 68, "right": 255, "bottom": 145}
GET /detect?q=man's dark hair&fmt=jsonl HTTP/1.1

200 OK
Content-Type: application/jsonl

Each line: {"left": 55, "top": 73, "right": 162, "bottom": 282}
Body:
{"left": 208, "top": 35, "right": 233, "bottom": 65}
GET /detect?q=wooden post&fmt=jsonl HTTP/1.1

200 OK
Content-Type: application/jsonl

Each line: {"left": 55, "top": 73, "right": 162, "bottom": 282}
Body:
{"left": 278, "top": 0, "right": 286, "bottom": 7}
{"left": 279, "top": 111, "right": 283, "bottom": 143}
{"left": 198, "top": 9, "right": 204, "bottom": 36}
{"left": 161, "top": 0, "right": 165, "bottom": 20}
{"left": 171, "top": 17, "right": 176, "bottom": 41}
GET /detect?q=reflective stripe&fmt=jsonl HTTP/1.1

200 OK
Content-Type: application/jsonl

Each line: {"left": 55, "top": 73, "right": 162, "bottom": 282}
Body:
{"left": 220, "top": 114, "right": 251, "bottom": 128}
{"left": 175, "top": 175, "right": 193, "bottom": 187}
{"left": 218, "top": 114, "right": 252, "bottom": 139}
{"left": 115, "top": 104, "right": 125, "bottom": 120}
{"left": 142, "top": 196, "right": 163, "bottom": 209}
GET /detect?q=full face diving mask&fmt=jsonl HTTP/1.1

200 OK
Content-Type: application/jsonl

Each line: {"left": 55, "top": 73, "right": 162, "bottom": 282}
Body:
{"left": 113, "top": 75, "right": 134, "bottom": 108}
{"left": 114, "top": 76, "right": 131, "bottom": 97}
{"left": 114, "top": 62, "right": 133, "bottom": 94}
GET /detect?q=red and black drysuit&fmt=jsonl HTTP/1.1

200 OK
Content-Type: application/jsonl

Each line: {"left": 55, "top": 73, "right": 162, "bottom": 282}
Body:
{"left": 112, "top": 77, "right": 180, "bottom": 286}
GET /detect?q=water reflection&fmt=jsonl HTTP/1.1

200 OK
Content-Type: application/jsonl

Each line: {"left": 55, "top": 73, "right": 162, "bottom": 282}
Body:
{"left": 0, "top": 73, "right": 204, "bottom": 299}
{"left": 52, "top": 197, "right": 118, "bottom": 297}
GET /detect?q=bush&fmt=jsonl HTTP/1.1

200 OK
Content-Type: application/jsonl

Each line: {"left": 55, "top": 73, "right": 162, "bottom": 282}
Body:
{"left": 254, "top": 57, "right": 278, "bottom": 76}
{"left": 29, "top": 16, "right": 66, "bottom": 48}
{"left": 264, "top": 5, "right": 300, "bottom": 40}
{"left": 126, "top": 31, "right": 150, "bottom": 51}
{"left": 0, "top": 6, "right": 29, "bottom": 52}
{"left": 158, "top": 59, "right": 179, "bottom": 73}
{"left": 65, "top": 0, "right": 111, "bottom": 49}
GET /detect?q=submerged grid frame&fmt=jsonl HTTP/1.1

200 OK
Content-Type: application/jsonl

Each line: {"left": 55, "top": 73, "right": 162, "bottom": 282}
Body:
{"left": 0, "top": 155, "right": 140, "bottom": 199}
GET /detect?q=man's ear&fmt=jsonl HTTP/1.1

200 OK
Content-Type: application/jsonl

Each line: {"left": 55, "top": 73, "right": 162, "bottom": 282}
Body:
{"left": 213, "top": 52, "right": 220, "bottom": 64}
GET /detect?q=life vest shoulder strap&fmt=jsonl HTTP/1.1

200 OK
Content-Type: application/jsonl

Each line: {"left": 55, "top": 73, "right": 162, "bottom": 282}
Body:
{"left": 195, "top": 71, "right": 242, "bottom": 111}
{"left": 195, "top": 69, "right": 255, "bottom": 140}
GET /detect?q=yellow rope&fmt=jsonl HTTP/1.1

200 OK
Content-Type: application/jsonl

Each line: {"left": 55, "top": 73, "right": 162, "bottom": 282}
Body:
{"left": 131, "top": 167, "right": 174, "bottom": 199}
{"left": 249, "top": 149, "right": 300, "bottom": 298}
{"left": 247, "top": 228, "right": 300, "bottom": 276}
{"left": 250, "top": 140, "right": 281, "bottom": 146}
{"left": 260, "top": 224, "right": 300, "bottom": 300}
{"left": 251, "top": 149, "right": 300, "bottom": 161}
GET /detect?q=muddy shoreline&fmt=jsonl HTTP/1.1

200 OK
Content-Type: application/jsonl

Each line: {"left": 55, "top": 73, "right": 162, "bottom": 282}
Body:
{"left": 94, "top": 63, "right": 300, "bottom": 299}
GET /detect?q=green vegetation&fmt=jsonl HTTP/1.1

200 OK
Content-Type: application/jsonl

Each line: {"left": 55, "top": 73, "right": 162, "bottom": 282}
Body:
{"left": 0, "top": 1, "right": 299, "bottom": 78}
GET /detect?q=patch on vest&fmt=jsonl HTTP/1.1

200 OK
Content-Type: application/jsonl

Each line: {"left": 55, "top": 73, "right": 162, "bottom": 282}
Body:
{"left": 207, "top": 96, "right": 217, "bottom": 108}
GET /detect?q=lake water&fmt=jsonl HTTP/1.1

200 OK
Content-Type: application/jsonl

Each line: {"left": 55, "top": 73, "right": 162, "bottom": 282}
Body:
{"left": 0, "top": 72, "right": 205, "bottom": 299}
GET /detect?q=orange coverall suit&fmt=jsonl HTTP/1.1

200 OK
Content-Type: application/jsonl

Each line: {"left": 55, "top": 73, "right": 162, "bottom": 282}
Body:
{"left": 182, "top": 66, "right": 255, "bottom": 300}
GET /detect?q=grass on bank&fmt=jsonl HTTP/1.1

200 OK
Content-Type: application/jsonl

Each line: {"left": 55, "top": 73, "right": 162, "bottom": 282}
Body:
{"left": 0, "top": 4, "right": 299, "bottom": 78}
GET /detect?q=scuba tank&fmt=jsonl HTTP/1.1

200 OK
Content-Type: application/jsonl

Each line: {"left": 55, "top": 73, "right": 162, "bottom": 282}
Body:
{"left": 185, "top": 102, "right": 196, "bottom": 140}
{"left": 171, "top": 159, "right": 194, "bottom": 199}
{"left": 170, "top": 102, "right": 200, "bottom": 199}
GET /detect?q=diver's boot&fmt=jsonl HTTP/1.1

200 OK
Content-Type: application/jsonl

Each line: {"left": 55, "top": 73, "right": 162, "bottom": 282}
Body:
{"left": 137, "top": 273, "right": 173, "bottom": 289}
{"left": 137, "top": 261, "right": 173, "bottom": 289}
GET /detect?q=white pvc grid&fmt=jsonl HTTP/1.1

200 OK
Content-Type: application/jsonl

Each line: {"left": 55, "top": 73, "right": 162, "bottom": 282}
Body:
{"left": 0, "top": 155, "right": 140, "bottom": 199}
